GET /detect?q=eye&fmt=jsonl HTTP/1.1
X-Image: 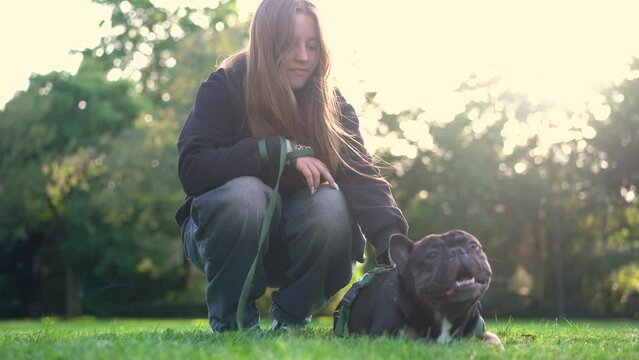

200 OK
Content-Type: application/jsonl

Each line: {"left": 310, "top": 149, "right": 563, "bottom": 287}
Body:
{"left": 307, "top": 40, "right": 319, "bottom": 50}
{"left": 425, "top": 250, "right": 438, "bottom": 260}
{"left": 469, "top": 242, "right": 481, "bottom": 251}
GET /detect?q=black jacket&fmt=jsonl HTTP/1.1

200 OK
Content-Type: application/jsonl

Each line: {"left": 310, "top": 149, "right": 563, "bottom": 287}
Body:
{"left": 175, "top": 58, "right": 408, "bottom": 261}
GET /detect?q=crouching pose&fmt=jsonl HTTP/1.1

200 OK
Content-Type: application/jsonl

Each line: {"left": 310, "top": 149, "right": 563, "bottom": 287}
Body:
{"left": 175, "top": 0, "right": 408, "bottom": 332}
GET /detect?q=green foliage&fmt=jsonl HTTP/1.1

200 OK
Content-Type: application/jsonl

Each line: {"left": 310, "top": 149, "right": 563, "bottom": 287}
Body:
{"left": 0, "top": 59, "right": 142, "bottom": 237}
{"left": 0, "top": 0, "right": 247, "bottom": 317}
{"left": 592, "top": 58, "right": 639, "bottom": 194}
{"left": 88, "top": 0, "right": 241, "bottom": 107}
{"left": 373, "top": 67, "right": 639, "bottom": 317}
{"left": 0, "top": 56, "right": 146, "bottom": 315}
{"left": 1, "top": 0, "right": 638, "bottom": 320}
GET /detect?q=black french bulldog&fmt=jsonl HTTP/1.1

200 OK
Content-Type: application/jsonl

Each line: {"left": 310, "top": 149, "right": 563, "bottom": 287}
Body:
{"left": 345, "top": 230, "right": 501, "bottom": 345}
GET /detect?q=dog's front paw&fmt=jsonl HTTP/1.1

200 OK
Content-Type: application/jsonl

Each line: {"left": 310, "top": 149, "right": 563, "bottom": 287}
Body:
{"left": 482, "top": 331, "right": 503, "bottom": 348}
{"left": 402, "top": 326, "right": 420, "bottom": 340}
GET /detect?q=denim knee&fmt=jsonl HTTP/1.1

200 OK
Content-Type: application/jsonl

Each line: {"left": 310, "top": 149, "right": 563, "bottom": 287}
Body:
{"left": 267, "top": 186, "right": 355, "bottom": 321}
{"left": 191, "top": 176, "right": 274, "bottom": 231}
{"left": 303, "top": 186, "right": 353, "bottom": 247}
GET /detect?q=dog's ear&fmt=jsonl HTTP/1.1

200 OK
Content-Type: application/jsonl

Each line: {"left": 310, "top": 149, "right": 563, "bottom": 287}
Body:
{"left": 389, "top": 233, "right": 413, "bottom": 268}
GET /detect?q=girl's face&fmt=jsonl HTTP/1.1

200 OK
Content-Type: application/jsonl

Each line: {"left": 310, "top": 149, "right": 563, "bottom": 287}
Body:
{"left": 281, "top": 13, "right": 320, "bottom": 90}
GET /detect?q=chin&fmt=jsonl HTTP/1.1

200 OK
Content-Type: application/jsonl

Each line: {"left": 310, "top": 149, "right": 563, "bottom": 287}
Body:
{"left": 288, "top": 77, "right": 311, "bottom": 91}
{"left": 290, "top": 82, "right": 306, "bottom": 91}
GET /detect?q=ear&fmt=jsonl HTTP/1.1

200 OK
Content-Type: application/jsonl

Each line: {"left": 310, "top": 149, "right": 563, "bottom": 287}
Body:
{"left": 389, "top": 233, "right": 414, "bottom": 268}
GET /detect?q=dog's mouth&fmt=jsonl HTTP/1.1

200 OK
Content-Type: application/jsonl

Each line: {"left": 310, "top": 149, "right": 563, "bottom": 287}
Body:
{"left": 444, "top": 266, "right": 488, "bottom": 298}
{"left": 446, "top": 277, "right": 475, "bottom": 295}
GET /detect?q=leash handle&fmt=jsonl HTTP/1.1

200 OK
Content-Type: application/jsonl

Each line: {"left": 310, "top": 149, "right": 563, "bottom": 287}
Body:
{"left": 286, "top": 141, "right": 315, "bottom": 168}
{"left": 236, "top": 136, "right": 287, "bottom": 330}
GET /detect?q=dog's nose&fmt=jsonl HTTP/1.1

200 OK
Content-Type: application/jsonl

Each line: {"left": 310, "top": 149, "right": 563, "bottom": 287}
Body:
{"left": 447, "top": 247, "right": 466, "bottom": 258}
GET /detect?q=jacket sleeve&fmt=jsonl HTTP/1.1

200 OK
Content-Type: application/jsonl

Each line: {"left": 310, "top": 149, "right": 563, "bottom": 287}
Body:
{"left": 335, "top": 92, "right": 409, "bottom": 260}
{"left": 177, "top": 70, "right": 282, "bottom": 196}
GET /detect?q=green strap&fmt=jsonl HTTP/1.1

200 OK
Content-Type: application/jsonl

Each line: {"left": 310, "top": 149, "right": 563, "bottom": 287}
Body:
{"left": 236, "top": 136, "right": 287, "bottom": 330}
{"left": 333, "top": 266, "right": 393, "bottom": 337}
{"left": 472, "top": 314, "right": 487, "bottom": 338}
{"left": 287, "top": 141, "right": 315, "bottom": 168}
{"left": 258, "top": 138, "right": 269, "bottom": 167}
{"left": 333, "top": 302, "right": 350, "bottom": 337}
{"left": 357, "top": 266, "right": 393, "bottom": 285}
{"left": 450, "top": 304, "right": 486, "bottom": 339}
{"left": 288, "top": 148, "right": 315, "bottom": 158}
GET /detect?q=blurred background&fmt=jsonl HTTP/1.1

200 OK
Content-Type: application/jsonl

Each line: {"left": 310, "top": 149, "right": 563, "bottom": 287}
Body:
{"left": 1, "top": 0, "right": 638, "bottom": 320}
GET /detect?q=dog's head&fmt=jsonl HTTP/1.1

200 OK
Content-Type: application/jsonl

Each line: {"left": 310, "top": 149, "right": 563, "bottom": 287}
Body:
{"left": 389, "top": 230, "right": 492, "bottom": 313}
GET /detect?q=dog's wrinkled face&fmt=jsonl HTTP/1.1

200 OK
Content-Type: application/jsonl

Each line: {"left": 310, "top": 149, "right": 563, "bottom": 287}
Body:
{"left": 389, "top": 230, "right": 492, "bottom": 311}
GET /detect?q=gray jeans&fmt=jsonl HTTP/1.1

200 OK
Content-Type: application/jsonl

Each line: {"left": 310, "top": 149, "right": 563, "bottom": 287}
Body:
{"left": 181, "top": 176, "right": 355, "bottom": 331}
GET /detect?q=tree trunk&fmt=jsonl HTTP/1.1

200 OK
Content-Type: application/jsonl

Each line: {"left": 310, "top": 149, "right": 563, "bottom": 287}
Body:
{"left": 44, "top": 192, "right": 83, "bottom": 317}
{"left": 552, "top": 215, "right": 566, "bottom": 317}
{"left": 64, "top": 263, "right": 83, "bottom": 317}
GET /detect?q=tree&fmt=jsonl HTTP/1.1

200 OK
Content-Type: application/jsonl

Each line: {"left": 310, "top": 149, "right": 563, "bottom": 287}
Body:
{"left": 0, "top": 58, "right": 143, "bottom": 316}
{"left": 372, "top": 67, "right": 639, "bottom": 317}
{"left": 0, "top": 0, "right": 248, "bottom": 317}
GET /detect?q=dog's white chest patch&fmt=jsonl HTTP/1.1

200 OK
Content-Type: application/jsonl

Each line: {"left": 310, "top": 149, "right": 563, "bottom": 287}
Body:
{"left": 436, "top": 318, "right": 453, "bottom": 343}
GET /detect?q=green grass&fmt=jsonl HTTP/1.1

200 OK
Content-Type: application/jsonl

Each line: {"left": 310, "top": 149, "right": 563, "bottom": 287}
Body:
{"left": 1, "top": 317, "right": 638, "bottom": 359}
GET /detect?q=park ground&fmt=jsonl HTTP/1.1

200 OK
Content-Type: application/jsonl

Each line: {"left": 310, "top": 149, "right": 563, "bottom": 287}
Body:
{"left": 1, "top": 317, "right": 638, "bottom": 359}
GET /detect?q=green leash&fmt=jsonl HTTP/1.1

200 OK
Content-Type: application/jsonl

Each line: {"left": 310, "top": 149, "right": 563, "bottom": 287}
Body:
{"left": 236, "top": 136, "right": 287, "bottom": 330}
{"left": 236, "top": 136, "right": 316, "bottom": 330}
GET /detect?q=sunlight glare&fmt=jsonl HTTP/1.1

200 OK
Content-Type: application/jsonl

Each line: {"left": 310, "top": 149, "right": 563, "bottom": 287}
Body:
{"left": 588, "top": 95, "right": 612, "bottom": 121}
{"left": 2, "top": 0, "right": 639, "bottom": 143}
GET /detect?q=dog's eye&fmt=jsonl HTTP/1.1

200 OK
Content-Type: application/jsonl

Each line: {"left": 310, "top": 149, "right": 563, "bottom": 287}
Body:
{"left": 425, "top": 250, "right": 438, "bottom": 260}
{"left": 469, "top": 242, "right": 481, "bottom": 250}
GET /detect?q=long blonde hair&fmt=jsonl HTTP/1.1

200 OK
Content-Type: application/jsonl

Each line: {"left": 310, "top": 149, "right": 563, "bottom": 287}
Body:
{"left": 223, "top": 0, "right": 378, "bottom": 177}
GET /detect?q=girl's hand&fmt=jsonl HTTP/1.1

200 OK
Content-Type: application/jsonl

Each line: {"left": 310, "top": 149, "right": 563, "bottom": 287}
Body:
{"left": 294, "top": 156, "right": 338, "bottom": 194}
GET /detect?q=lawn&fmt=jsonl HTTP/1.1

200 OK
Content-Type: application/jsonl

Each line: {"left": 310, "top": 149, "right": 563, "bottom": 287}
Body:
{"left": 1, "top": 317, "right": 638, "bottom": 359}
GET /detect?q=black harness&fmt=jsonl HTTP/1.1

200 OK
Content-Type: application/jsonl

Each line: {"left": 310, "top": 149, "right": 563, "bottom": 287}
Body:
{"left": 333, "top": 266, "right": 393, "bottom": 337}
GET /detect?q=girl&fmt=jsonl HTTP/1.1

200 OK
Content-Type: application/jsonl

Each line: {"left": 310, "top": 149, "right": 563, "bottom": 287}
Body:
{"left": 176, "top": 0, "right": 408, "bottom": 332}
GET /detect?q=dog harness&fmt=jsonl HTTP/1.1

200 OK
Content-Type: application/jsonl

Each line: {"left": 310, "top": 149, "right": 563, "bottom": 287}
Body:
{"left": 333, "top": 265, "right": 393, "bottom": 337}
{"left": 333, "top": 266, "right": 487, "bottom": 339}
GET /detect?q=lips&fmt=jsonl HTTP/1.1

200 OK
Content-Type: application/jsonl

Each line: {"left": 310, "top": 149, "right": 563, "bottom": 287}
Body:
{"left": 289, "top": 68, "right": 309, "bottom": 76}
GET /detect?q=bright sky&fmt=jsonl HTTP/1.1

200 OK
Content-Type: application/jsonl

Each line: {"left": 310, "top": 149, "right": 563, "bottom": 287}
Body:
{"left": 2, "top": 0, "right": 639, "bottom": 121}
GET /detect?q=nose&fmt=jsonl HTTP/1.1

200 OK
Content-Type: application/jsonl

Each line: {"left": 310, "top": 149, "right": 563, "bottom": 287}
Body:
{"left": 447, "top": 247, "right": 466, "bottom": 259}
{"left": 294, "top": 44, "right": 309, "bottom": 62}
